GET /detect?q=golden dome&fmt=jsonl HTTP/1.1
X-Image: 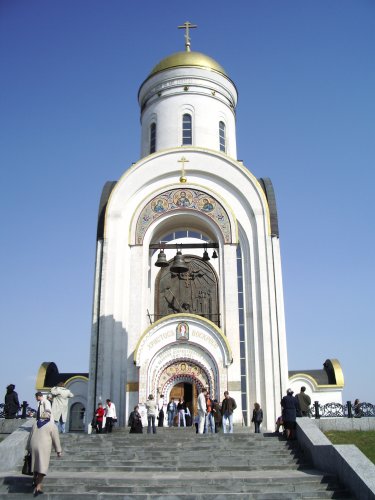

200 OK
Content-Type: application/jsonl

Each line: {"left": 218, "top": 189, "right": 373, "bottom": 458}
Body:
{"left": 150, "top": 51, "right": 227, "bottom": 77}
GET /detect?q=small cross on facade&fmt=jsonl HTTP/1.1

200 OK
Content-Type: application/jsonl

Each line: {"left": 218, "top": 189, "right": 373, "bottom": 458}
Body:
{"left": 183, "top": 271, "right": 193, "bottom": 288}
{"left": 178, "top": 156, "right": 189, "bottom": 183}
{"left": 178, "top": 21, "right": 198, "bottom": 52}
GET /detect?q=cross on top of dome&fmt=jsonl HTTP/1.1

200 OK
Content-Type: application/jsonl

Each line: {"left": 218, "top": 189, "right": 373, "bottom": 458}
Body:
{"left": 178, "top": 21, "right": 198, "bottom": 52}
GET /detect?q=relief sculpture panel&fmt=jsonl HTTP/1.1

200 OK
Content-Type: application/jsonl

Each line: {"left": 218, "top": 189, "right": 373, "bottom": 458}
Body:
{"left": 155, "top": 256, "right": 219, "bottom": 326}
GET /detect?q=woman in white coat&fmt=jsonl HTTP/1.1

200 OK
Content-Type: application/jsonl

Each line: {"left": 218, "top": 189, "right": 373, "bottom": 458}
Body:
{"left": 50, "top": 382, "right": 74, "bottom": 433}
{"left": 27, "top": 392, "right": 62, "bottom": 496}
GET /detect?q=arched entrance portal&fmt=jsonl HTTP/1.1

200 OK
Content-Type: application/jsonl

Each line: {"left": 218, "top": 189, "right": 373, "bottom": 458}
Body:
{"left": 134, "top": 314, "right": 233, "bottom": 411}
{"left": 170, "top": 382, "right": 193, "bottom": 423}
{"left": 158, "top": 359, "right": 211, "bottom": 420}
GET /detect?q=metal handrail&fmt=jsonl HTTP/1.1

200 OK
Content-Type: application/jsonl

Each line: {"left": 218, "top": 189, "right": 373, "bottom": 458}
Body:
{"left": 311, "top": 401, "right": 375, "bottom": 419}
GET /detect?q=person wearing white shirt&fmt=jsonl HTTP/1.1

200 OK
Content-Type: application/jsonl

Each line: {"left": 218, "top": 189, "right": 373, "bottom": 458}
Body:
{"left": 197, "top": 388, "right": 207, "bottom": 434}
{"left": 105, "top": 399, "right": 117, "bottom": 433}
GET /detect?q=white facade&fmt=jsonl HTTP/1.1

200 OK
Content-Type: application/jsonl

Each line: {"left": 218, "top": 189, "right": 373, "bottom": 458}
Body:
{"left": 139, "top": 65, "right": 238, "bottom": 158}
{"left": 87, "top": 48, "right": 289, "bottom": 431}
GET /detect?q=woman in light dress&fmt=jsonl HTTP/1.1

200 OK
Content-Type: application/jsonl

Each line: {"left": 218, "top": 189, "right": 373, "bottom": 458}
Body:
{"left": 27, "top": 392, "right": 62, "bottom": 496}
{"left": 145, "top": 394, "right": 158, "bottom": 434}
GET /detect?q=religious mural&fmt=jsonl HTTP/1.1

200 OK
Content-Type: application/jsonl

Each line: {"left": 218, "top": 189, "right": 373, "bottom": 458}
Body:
{"left": 135, "top": 188, "right": 232, "bottom": 244}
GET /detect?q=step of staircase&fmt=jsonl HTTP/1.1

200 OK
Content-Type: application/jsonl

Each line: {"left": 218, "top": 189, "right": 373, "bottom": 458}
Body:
{"left": 0, "top": 428, "right": 355, "bottom": 499}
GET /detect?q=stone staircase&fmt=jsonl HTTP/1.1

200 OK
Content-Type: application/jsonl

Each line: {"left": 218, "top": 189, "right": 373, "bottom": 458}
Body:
{"left": 0, "top": 427, "right": 355, "bottom": 499}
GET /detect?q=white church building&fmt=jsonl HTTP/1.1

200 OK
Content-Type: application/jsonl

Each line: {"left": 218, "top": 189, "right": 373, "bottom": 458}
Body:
{"left": 37, "top": 25, "right": 344, "bottom": 431}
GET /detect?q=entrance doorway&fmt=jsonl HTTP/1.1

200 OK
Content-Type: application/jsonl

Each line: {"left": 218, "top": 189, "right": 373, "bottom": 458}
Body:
{"left": 170, "top": 382, "right": 197, "bottom": 420}
{"left": 69, "top": 402, "right": 85, "bottom": 432}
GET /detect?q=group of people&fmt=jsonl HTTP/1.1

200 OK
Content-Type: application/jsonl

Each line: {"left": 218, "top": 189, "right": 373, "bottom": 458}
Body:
{"left": 166, "top": 396, "right": 192, "bottom": 428}
{"left": 93, "top": 399, "right": 117, "bottom": 433}
{"left": 247, "top": 386, "right": 312, "bottom": 437}
{"left": 126, "top": 390, "right": 238, "bottom": 435}
{"left": 197, "top": 389, "right": 237, "bottom": 434}
{"left": 26, "top": 389, "right": 117, "bottom": 495}
{"left": 277, "top": 386, "right": 312, "bottom": 440}
{"left": 127, "top": 394, "right": 163, "bottom": 434}
{"left": 22, "top": 382, "right": 73, "bottom": 495}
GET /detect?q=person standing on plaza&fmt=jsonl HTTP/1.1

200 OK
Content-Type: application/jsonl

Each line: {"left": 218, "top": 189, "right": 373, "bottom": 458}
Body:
{"left": 281, "top": 388, "right": 299, "bottom": 440}
{"left": 177, "top": 397, "right": 186, "bottom": 427}
{"left": 197, "top": 388, "right": 207, "bottom": 434}
{"left": 128, "top": 405, "right": 143, "bottom": 433}
{"left": 145, "top": 394, "right": 158, "bottom": 434}
{"left": 50, "top": 382, "right": 74, "bottom": 433}
{"left": 158, "top": 394, "right": 165, "bottom": 427}
{"left": 212, "top": 399, "right": 222, "bottom": 433}
{"left": 94, "top": 402, "right": 105, "bottom": 434}
{"left": 251, "top": 402, "right": 263, "bottom": 433}
{"left": 35, "top": 392, "right": 52, "bottom": 421}
{"left": 296, "top": 386, "right": 311, "bottom": 417}
{"left": 353, "top": 398, "right": 362, "bottom": 418}
{"left": 221, "top": 391, "right": 237, "bottom": 433}
{"left": 105, "top": 399, "right": 117, "bottom": 433}
{"left": 4, "top": 384, "right": 20, "bottom": 419}
{"left": 27, "top": 392, "right": 61, "bottom": 496}
{"left": 205, "top": 392, "right": 215, "bottom": 433}
{"left": 167, "top": 398, "right": 177, "bottom": 427}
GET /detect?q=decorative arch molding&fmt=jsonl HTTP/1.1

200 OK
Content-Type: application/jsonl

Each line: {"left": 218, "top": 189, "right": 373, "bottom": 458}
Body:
{"left": 64, "top": 375, "right": 89, "bottom": 386}
{"left": 134, "top": 313, "right": 233, "bottom": 367}
{"left": 152, "top": 356, "right": 214, "bottom": 401}
{"left": 144, "top": 344, "right": 219, "bottom": 403}
{"left": 159, "top": 360, "right": 209, "bottom": 398}
{"left": 134, "top": 314, "right": 231, "bottom": 402}
{"left": 134, "top": 187, "right": 234, "bottom": 245}
{"left": 162, "top": 374, "right": 205, "bottom": 400}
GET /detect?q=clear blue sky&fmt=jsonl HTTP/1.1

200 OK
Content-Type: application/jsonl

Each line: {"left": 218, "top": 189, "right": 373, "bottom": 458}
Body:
{"left": 1, "top": 0, "right": 374, "bottom": 408}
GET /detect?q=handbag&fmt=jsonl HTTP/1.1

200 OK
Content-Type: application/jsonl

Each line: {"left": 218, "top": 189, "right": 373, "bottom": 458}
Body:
{"left": 22, "top": 453, "right": 32, "bottom": 476}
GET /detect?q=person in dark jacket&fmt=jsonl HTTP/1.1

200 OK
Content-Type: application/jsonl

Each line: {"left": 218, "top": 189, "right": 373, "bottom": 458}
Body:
{"left": 177, "top": 398, "right": 186, "bottom": 427}
{"left": 281, "top": 388, "right": 300, "bottom": 440}
{"left": 251, "top": 402, "right": 263, "bottom": 433}
{"left": 221, "top": 391, "right": 237, "bottom": 433}
{"left": 353, "top": 399, "right": 362, "bottom": 418}
{"left": 128, "top": 405, "right": 143, "bottom": 433}
{"left": 296, "top": 386, "right": 311, "bottom": 417}
{"left": 212, "top": 399, "right": 222, "bottom": 433}
{"left": 4, "top": 384, "right": 20, "bottom": 419}
{"left": 166, "top": 398, "right": 177, "bottom": 427}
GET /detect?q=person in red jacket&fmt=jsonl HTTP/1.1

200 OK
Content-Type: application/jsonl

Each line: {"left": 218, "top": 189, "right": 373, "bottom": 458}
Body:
{"left": 94, "top": 403, "right": 105, "bottom": 434}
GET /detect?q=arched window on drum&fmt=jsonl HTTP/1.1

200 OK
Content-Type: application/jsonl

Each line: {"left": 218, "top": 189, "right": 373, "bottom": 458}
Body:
{"left": 150, "top": 122, "right": 156, "bottom": 154}
{"left": 219, "top": 121, "right": 226, "bottom": 152}
{"left": 182, "top": 114, "right": 192, "bottom": 145}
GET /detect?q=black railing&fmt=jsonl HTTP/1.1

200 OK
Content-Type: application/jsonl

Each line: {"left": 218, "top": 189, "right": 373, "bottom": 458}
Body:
{"left": 311, "top": 401, "right": 375, "bottom": 419}
{"left": 0, "top": 402, "right": 36, "bottom": 419}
